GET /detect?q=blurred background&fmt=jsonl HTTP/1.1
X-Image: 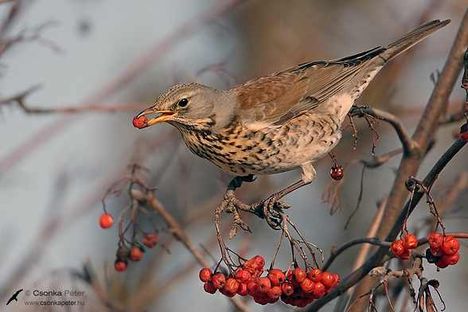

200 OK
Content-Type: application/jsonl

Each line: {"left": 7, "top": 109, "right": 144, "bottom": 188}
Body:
{"left": 0, "top": 0, "right": 467, "bottom": 311}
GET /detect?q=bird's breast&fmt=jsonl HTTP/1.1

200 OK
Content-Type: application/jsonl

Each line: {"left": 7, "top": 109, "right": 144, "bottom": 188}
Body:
{"left": 178, "top": 114, "right": 342, "bottom": 176}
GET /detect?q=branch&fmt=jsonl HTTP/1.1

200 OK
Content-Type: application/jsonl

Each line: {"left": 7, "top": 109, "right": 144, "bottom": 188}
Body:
{"left": 308, "top": 136, "right": 467, "bottom": 311}
{"left": 336, "top": 11, "right": 468, "bottom": 312}
{"left": 350, "top": 106, "right": 417, "bottom": 156}
{"left": 0, "top": 87, "right": 145, "bottom": 113}
{"left": 322, "top": 238, "right": 391, "bottom": 272}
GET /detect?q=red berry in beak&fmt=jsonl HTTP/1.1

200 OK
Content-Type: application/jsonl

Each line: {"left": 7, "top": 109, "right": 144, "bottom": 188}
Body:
{"left": 133, "top": 115, "right": 148, "bottom": 129}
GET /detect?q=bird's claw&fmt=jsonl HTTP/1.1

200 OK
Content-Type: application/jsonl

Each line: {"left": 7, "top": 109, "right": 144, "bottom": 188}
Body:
{"left": 222, "top": 188, "right": 289, "bottom": 231}
{"left": 260, "top": 194, "right": 288, "bottom": 230}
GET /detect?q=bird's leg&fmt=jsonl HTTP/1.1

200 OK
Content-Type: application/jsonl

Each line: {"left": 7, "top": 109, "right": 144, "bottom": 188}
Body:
{"left": 227, "top": 174, "right": 256, "bottom": 190}
{"left": 256, "top": 163, "right": 316, "bottom": 229}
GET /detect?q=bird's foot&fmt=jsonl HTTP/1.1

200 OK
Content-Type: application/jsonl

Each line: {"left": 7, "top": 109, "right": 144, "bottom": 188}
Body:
{"left": 255, "top": 194, "right": 290, "bottom": 230}
{"left": 221, "top": 189, "right": 289, "bottom": 231}
{"left": 222, "top": 190, "right": 253, "bottom": 238}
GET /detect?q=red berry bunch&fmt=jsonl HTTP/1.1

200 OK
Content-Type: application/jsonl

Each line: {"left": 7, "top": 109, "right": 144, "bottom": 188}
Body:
{"left": 112, "top": 232, "right": 159, "bottom": 272}
{"left": 330, "top": 165, "right": 344, "bottom": 181}
{"left": 390, "top": 233, "right": 418, "bottom": 260}
{"left": 426, "top": 232, "right": 461, "bottom": 268}
{"left": 199, "top": 255, "right": 340, "bottom": 307}
{"left": 113, "top": 244, "right": 145, "bottom": 272}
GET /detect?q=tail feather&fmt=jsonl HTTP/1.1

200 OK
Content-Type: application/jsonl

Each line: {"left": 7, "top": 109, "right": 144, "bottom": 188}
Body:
{"left": 380, "top": 19, "right": 450, "bottom": 61}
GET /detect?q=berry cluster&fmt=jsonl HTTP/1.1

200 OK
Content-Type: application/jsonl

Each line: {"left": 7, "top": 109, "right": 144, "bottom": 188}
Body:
{"left": 390, "top": 232, "right": 418, "bottom": 260}
{"left": 199, "top": 255, "right": 340, "bottom": 307}
{"left": 113, "top": 233, "right": 159, "bottom": 272}
{"left": 426, "top": 232, "right": 461, "bottom": 268}
{"left": 98, "top": 211, "right": 160, "bottom": 272}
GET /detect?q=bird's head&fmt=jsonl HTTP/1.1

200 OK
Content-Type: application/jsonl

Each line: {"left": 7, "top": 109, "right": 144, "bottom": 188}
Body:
{"left": 133, "top": 83, "right": 235, "bottom": 131}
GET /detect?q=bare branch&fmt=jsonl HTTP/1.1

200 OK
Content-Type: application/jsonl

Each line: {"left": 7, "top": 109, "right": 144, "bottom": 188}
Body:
{"left": 350, "top": 106, "right": 417, "bottom": 156}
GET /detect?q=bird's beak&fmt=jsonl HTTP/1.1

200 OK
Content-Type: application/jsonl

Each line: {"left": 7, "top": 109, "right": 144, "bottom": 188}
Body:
{"left": 133, "top": 108, "right": 175, "bottom": 129}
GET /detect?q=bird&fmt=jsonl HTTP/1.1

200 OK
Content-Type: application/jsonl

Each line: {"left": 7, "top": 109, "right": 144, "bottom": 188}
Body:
{"left": 133, "top": 20, "right": 449, "bottom": 225}
{"left": 6, "top": 289, "right": 23, "bottom": 305}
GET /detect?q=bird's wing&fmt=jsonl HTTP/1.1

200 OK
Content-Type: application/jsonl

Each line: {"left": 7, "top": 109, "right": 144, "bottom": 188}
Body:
{"left": 233, "top": 47, "right": 385, "bottom": 128}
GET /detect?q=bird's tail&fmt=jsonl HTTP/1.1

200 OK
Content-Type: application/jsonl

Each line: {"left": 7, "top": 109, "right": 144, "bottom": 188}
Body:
{"left": 380, "top": 19, "right": 450, "bottom": 62}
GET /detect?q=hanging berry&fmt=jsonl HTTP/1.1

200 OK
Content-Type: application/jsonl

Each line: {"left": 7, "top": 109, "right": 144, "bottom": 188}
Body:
{"left": 129, "top": 245, "right": 145, "bottom": 261}
{"left": 99, "top": 213, "right": 113, "bottom": 229}
{"left": 330, "top": 165, "right": 344, "bottom": 180}
{"left": 114, "top": 260, "right": 128, "bottom": 272}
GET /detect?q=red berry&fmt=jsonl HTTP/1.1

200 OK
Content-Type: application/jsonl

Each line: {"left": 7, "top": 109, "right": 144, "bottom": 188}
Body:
{"left": 211, "top": 273, "right": 226, "bottom": 289}
{"left": 308, "top": 268, "right": 322, "bottom": 282}
{"left": 268, "top": 269, "right": 285, "bottom": 286}
{"left": 402, "top": 233, "right": 418, "bottom": 250}
{"left": 296, "top": 298, "right": 308, "bottom": 307}
{"left": 244, "top": 255, "right": 264, "bottom": 275}
{"left": 114, "top": 260, "right": 127, "bottom": 272}
{"left": 300, "top": 278, "right": 314, "bottom": 293}
{"left": 132, "top": 115, "right": 148, "bottom": 129}
{"left": 320, "top": 272, "right": 336, "bottom": 289}
{"left": 312, "top": 282, "right": 327, "bottom": 298}
{"left": 267, "top": 286, "right": 282, "bottom": 299}
{"left": 253, "top": 255, "right": 265, "bottom": 268}
{"left": 237, "top": 282, "right": 248, "bottom": 296}
{"left": 257, "top": 277, "right": 272, "bottom": 293}
{"left": 199, "top": 267, "right": 212, "bottom": 283}
{"left": 99, "top": 213, "right": 113, "bottom": 229}
{"left": 253, "top": 294, "right": 270, "bottom": 305}
{"left": 281, "top": 282, "right": 294, "bottom": 296}
{"left": 142, "top": 233, "right": 158, "bottom": 248}
{"left": 428, "top": 232, "right": 444, "bottom": 253}
{"left": 330, "top": 165, "right": 344, "bottom": 180}
{"left": 390, "top": 240, "right": 407, "bottom": 258}
{"left": 435, "top": 257, "right": 450, "bottom": 268}
{"left": 441, "top": 236, "right": 460, "bottom": 256}
{"left": 442, "top": 252, "right": 460, "bottom": 265}
{"left": 460, "top": 130, "right": 468, "bottom": 142}
{"left": 235, "top": 269, "right": 251, "bottom": 283}
{"left": 129, "top": 246, "right": 144, "bottom": 261}
{"left": 204, "top": 281, "right": 217, "bottom": 294}
{"left": 224, "top": 277, "right": 240, "bottom": 294}
{"left": 293, "top": 267, "right": 307, "bottom": 283}
{"left": 247, "top": 281, "right": 259, "bottom": 296}
{"left": 331, "top": 273, "right": 340, "bottom": 287}
{"left": 400, "top": 248, "right": 411, "bottom": 260}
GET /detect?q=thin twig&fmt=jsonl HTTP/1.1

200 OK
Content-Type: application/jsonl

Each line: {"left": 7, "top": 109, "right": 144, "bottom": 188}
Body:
{"left": 350, "top": 106, "right": 417, "bottom": 156}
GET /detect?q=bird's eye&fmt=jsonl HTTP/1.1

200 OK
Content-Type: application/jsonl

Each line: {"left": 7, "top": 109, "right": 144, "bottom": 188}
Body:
{"left": 178, "top": 98, "right": 189, "bottom": 108}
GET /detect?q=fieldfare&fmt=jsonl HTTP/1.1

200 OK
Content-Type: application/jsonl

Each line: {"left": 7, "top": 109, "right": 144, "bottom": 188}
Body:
{"left": 133, "top": 20, "right": 449, "bottom": 225}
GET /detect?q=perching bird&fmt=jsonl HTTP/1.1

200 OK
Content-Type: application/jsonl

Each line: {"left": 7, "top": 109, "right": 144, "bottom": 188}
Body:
{"left": 133, "top": 20, "right": 449, "bottom": 221}
{"left": 6, "top": 289, "right": 23, "bottom": 305}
